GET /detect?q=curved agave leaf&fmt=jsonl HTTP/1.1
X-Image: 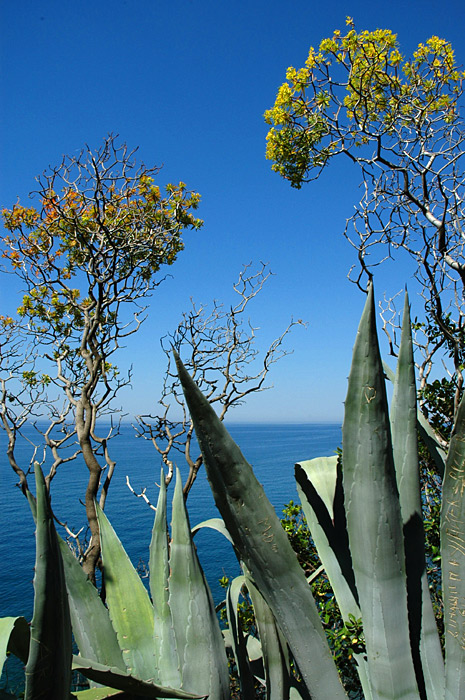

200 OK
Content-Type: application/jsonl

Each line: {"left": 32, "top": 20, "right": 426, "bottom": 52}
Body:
{"left": 342, "top": 285, "right": 419, "bottom": 700}
{"left": 391, "top": 293, "right": 444, "bottom": 700}
{"left": 96, "top": 503, "right": 155, "bottom": 680}
{"left": 73, "top": 657, "right": 206, "bottom": 699}
{"left": 295, "top": 457, "right": 372, "bottom": 700}
{"left": 25, "top": 463, "right": 72, "bottom": 700}
{"left": 192, "top": 517, "right": 235, "bottom": 546}
{"left": 174, "top": 350, "right": 347, "bottom": 700}
{"left": 71, "top": 687, "right": 126, "bottom": 699}
{"left": 295, "top": 456, "right": 358, "bottom": 617}
{"left": 0, "top": 616, "right": 29, "bottom": 676}
{"left": 169, "top": 468, "right": 230, "bottom": 700}
{"left": 441, "top": 389, "right": 465, "bottom": 700}
{"left": 244, "top": 570, "right": 292, "bottom": 700}
{"left": 225, "top": 574, "right": 256, "bottom": 699}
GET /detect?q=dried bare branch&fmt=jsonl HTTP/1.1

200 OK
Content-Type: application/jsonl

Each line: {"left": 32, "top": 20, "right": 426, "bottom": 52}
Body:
{"left": 135, "top": 263, "right": 304, "bottom": 498}
{"left": 126, "top": 475, "right": 157, "bottom": 512}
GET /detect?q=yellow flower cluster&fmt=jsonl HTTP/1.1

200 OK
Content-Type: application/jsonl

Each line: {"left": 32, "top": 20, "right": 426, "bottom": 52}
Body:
{"left": 264, "top": 21, "right": 463, "bottom": 186}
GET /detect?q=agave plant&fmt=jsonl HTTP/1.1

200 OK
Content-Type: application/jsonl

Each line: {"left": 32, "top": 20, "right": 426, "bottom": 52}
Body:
{"left": 174, "top": 351, "right": 348, "bottom": 700}
{"left": 63, "top": 467, "right": 230, "bottom": 699}
{"left": 3, "top": 284, "right": 462, "bottom": 700}
{"left": 1, "top": 465, "right": 228, "bottom": 699}
{"left": 175, "top": 284, "right": 465, "bottom": 700}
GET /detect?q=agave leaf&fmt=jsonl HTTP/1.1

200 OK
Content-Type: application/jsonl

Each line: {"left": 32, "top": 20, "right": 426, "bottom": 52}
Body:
{"left": 225, "top": 575, "right": 256, "bottom": 698}
{"left": 191, "top": 517, "right": 235, "bottom": 546}
{"left": 58, "top": 537, "right": 126, "bottom": 672}
{"left": 441, "top": 389, "right": 465, "bottom": 700}
{"left": 174, "top": 350, "right": 347, "bottom": 700}
{"left": 96, "top": 503, "right": 155, "bottom": 680}
{"left": 342, "top": 284, "right": 420, "bottom": 700}
{"left": 25, "top": 463, "right": 72, "bottom": 700}
{"left": 391, "top": 292, "right": 444, "bottom": 700}
{"left": 0, "top": 616, "right": 29, "bottom": 677}
{"left": 169, "top": 468, "right": 230, "bottom": 700}
{"left": 244, "top": 569, "right": 292, "bottom": 700}
{"left": 73, "top": 656, "right": 205, "bottom": 699}
{"left": 71, "top": 687, "right": 126, "bottom": 698}
{"left": 26, "top": 490, "right": 37, "bottom": 523}
{"left": 246, "top": 634, "right": 264, "bottom": 675}
{"left": 148, "top": 469, "right": 181, "bottom": 688}
{"left": 222, "top": 626, "right": 233, "bottom": 651}
{"left": 383, "top": 361, "right": 446, "bottom": 478}
{"left": 295, "top": 457, "right": 372, "bottom": 700}
{"left": 416, "top": 413, "right": 446, "bottom": 479}
{"left": 289, "top": 688, "right": 306, "bottom": 700}
{"left": 295, "top": 456, "right": 358, "bottom": 617}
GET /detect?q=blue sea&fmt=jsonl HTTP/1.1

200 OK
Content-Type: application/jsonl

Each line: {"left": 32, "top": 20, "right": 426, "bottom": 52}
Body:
{"left": 0, "top": 422, "right": 341, "bottom": 692}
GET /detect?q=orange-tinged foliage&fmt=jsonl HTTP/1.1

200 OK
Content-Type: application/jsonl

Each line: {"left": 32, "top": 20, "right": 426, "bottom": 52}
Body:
{"left": 1, "top": 140, "right": 203, "bottom": 336}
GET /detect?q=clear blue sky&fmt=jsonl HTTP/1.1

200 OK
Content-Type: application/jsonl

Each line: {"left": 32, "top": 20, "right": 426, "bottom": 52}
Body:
{"left": 1, "top": 0, "right": 465, "bottom": 422}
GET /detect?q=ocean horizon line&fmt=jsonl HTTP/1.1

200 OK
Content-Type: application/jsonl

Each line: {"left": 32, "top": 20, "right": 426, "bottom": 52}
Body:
{"left": 11, "top": 418, "right": 343, "bottom": 428}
